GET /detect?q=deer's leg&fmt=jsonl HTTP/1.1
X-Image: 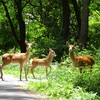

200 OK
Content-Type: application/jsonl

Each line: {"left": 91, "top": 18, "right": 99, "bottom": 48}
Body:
{"left": 46, "top": 66, "right": 50, "bottom": 78}
{"left": 1, "top": 70, "right": 4, "bottom": 81}
{"left": 46, "top": 66, "right": 51, "bottom": 78}
{"left": 80, "top": 67, "right": 83, "bottom": 73}
{"left": 48, "top": 66, "right": 51, "bottom": 74}
{"left": 0, "top": 67, "right": 4, "bottom": 81}
{"left": 30, "top": 67, "right": 35, "bottom": 78}
{"left": 46, "top": 67, "right": 48, "bottom": 76}
{"left": 27, "top": 66, "right": 30, "bottom": 75}
{"left": 20, "top": 66, "right": 22, "bottom": 81}
{"left": 90, "top": 66, "right": 93, "bottom": 73}
{"left": 24, "top": 66, "right": 28, "bottom": 81}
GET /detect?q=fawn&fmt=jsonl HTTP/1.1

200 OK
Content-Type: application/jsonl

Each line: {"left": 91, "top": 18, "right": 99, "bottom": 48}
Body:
{"left": 28, "top": 48, "right": 56, "bottom": 78}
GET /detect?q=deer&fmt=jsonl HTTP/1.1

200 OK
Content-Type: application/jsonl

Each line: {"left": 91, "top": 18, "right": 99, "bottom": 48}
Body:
{"left": 27, "top": 48, "right": 56, "bottom": 78}
{"left": 0, "top": 40, "right": 35, "bottom": 81}
{"left": 66, "top": 41, "right": 94, "bottom": 73}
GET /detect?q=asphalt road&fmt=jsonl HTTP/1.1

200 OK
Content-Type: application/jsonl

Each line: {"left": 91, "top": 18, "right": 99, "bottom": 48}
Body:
{"left": 0, "top": 75, "right": 48, "bottom": 100}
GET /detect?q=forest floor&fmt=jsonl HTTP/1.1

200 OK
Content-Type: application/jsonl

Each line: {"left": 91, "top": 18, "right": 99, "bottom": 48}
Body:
{"left": 0, "top": 74, "right": 49, "bottom": 100}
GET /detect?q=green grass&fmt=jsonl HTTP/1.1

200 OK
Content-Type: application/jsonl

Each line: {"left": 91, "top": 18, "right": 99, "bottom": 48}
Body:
{"left": 2, "top": 59, "right": 100, "bottom": 100}
{"left": 3, "top": 65, "right": 20, "bottom": 77}
{"left": 1, "top": 48, "right": 100, "bottom": 100}
{"left": 26, "top": 63, "right": 100, "bottom": 100}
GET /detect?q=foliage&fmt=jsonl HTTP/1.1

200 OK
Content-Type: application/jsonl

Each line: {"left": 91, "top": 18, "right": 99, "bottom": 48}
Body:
{"left": 90, "top": 0, "right": 100, "bottom": 10}
{"left": 27, "top": 48, "right": 100, "bottom": 99}
{"left": 2, "top": 45, "right": 100, "bottom": 99}
{"left": 0, "top": 0, "right": 100, "bottom": 61}
{"left": 27, "top": 62, "right": 100, "bottom": 99}
{"left": 0, "top": 0, "right": 100, "bottom": 99}
{"left": 89, "top": 11, "right": 100, "bottom": 49}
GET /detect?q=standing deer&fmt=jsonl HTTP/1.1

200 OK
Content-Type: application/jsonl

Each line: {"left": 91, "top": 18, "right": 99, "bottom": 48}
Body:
{"left": 28, "top": 48, "right": 56, "bottom": 78}
{"left": 66, "top": 41, "right": 94, "bottom": 73}
{"left": 0, "top": 40, "right": 35, "bottom": 81}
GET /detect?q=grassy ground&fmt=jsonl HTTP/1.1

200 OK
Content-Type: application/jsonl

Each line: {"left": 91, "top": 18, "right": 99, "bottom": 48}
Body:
{"left": 1, "top": 48, "right": 100, "bottom": 100}
{"left": 2, "top": 60, "right": 100, "bottom": 100}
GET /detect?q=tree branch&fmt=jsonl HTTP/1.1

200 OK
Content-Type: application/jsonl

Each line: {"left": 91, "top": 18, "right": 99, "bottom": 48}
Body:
{"left": 1, "top": 0, "right": 20, "bottom": 44}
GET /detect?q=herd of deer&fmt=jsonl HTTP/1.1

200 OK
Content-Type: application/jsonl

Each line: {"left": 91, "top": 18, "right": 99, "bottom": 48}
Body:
{"left": 0, "top": 40, "right": 94, "bottom": 81}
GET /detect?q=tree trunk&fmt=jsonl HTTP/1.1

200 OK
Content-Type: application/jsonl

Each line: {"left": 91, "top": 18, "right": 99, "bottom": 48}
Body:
{"left": 61, "top": 0, "right": 70, "bottom": 40}
{"left": 71, "top": 0, "right": 81, "bottom": 41}
{"left": 18, "top": 4, "right": 26, "bottom": 53}
{"left": 1, "top": 0, "right": 20, "bottom": 44}
{"left": 79, "top": 0, "right": 90, "bottom": 48}
{"left": 14, "top": 0, "right": 26, "bottom": 53}
{"left": 54, "top": 0, "right": 70, "bottom": 62}
{"left": 2, "top": 0, "right": 26, "bottom": 53}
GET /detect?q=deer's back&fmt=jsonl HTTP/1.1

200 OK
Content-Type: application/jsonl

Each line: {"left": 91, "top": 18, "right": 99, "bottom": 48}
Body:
{"left": 31, "top": 58, "right": 50, "bottom": 67}
{"left": 75, "top": 56, "right": 94, "bottom": 66}
{"left": 2, "top": 53, "right": 27, "bottom": 64}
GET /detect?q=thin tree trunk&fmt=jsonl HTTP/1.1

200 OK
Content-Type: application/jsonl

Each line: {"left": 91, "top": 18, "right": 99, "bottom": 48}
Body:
{"left": 14, "top": 0, "right": 26, "bottom": 53}
{"left": 1, "top": 0, "right": 20, "bottom": 45}
{"left": 2, "top": 0, "right": 26, "bottom": 53}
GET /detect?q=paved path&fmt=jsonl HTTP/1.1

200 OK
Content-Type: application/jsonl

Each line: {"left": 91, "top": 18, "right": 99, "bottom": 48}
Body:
{"left": 0, "top": 75, "right": 48, "bottom": 100}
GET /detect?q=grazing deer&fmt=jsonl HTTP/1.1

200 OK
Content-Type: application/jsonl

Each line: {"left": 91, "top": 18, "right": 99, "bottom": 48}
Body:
{"left": 28, "top": 48, "right": 56, "bottom": 78}
{"left": 66, "top": 41, "right": 94, "bottom": 73}
{"left": 0, "top": 40, "right": 35, "bottom": 81}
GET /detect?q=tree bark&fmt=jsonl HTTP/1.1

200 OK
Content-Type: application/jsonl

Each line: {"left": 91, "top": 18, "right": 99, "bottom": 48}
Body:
{"left": 79, "top": 0, "right": 90, "bottom": 48}
{"left": 61, "top": 0, "right": 70, "bottom": 40}
{"left": 1, "top": 0, "right": 20, "bottom": 45}
{"left": 14, "top": 0, "right": 26, "bottom": 52}
{"left": 2, "top": 0, "right": 26, "bottom": 53}
{"left": 54, "top": 0, "right": 70, "bottom": 62}
{"left": 71, "top": 0, "right": 81, "bottom": 40}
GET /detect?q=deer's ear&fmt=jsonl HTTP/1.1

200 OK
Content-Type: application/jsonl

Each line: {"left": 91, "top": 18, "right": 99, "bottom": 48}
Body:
{"left": 31, "top": 41, "right": 35, "bottom": 45}
{"left": 66, "top": 41, "right": 70, "bottom": 45}
{"left": 49, "top": 48, "right": 52, "bottom": 51}
{"left": 25, "top": 40, "right": 28, "bottom": 44}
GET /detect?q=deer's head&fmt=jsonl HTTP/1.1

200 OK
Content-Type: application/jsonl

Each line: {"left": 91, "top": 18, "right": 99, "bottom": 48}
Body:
{"left": 49, "top": 48, "right": 56, "bottom": 57}
{"left": 66, "top": 41, "right": 76, "bottom": 52}
{"left": 25, "top": 40, "right": 35, "bottom": 49}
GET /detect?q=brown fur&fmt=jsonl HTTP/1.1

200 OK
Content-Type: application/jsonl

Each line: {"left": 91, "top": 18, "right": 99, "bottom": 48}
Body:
{"left": 0, "top": 40, "right": 35, "bottom": 81}
{"left": 28, "top": 48, "right": 56, "bottom": 78}
{"left": 66, "top": 41, "right": 94, "bottom": 73}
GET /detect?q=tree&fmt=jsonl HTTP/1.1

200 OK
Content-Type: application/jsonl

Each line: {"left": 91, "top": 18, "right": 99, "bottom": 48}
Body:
{"left": 71, "top": 0, "right": 81, "bottom": 41}
{"left": 79, "top": 0, "right": 90, "bottom": 48}
{"left": 61, "top": 0, "right": 70, "bottom": 40}
{"left": 14, "top": 0, "right": 26, "bottom": 52}
{"left": 1, "top": 0, "right": 27, "bottom": 52}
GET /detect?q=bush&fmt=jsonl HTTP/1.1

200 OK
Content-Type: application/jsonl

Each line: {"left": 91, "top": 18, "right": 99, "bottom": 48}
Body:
{"left": 73, "top": 70, "right": 100, "bottom": 96}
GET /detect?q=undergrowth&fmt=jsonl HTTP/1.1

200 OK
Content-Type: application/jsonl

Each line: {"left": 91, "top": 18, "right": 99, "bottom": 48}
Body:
{"left": 26, "top": 47, "right": 100, "bottom": 100}
{"left": 27, "top": 64, "right": 100, "bottom": 100}
{"left": 1, "top": 47, "right": 100, "bottom": 100}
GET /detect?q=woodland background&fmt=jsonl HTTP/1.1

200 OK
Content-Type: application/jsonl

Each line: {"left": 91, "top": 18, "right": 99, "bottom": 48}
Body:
{"left": 0, "top": 0, "right": 100, "bottom": 99}
{"left": 0, "top": 0, "right": 99, "bottom": 61}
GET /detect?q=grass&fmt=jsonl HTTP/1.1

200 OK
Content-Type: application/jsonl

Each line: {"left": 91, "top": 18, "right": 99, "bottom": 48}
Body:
{"left": 1, "top": 48, "right": 100, "bottom": 100}
{"left": 3, "top": 62, "right": 100, "bottom": 100}
{"left": 26, "top": 62, "right": 100, "bottom": 100}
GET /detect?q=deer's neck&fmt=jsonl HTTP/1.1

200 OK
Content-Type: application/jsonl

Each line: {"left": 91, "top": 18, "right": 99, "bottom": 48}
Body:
{"left": 46, "top": 52, "right": 53, "bottom": 63}
{"left": 25, "top": 49, "right": 30, "bottom": 60}
{"left": 69, "top": 51, "right": 77, "bottom": 67}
